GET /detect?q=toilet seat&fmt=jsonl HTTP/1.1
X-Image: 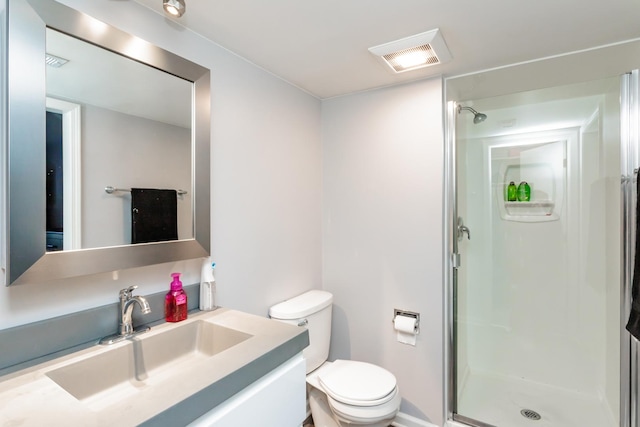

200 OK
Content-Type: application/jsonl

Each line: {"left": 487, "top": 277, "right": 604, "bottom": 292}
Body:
{"left": 318, "top": 360, "right": 397, "bottom": 406}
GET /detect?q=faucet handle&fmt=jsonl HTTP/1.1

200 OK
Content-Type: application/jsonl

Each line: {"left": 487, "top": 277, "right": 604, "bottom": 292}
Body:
{"left": 119, "top": 285, "right": 138, "bottom": 299}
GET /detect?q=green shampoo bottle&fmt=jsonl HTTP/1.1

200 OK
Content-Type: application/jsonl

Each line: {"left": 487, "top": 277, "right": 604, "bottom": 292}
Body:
{"left": 507, "top": 181, "right": 517, "bottom": 201}
{"left": 517, "top": 181, "right": 531, "bottom": 202}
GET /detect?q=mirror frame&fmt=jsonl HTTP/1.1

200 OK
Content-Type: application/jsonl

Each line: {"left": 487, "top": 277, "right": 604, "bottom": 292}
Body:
{"left": 5, "top": 0, "right": 210, "bottom": 285}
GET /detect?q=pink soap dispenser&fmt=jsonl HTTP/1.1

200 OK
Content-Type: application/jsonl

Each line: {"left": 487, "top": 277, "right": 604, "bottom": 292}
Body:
{"left": 165, "top": 272, "right": 188, "bottom": 322}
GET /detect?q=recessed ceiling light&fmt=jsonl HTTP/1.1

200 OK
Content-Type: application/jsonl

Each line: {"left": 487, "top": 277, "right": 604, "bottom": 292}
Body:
{"left": 163, "top": 0, "right": 186, "bottom": 17}
{"left": 368, "top": 28, "right": 451, "bottom": 73}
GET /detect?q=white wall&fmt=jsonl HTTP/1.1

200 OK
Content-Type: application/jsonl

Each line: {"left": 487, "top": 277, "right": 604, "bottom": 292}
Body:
{"left": 0, "top": 0, "right": 322, "bottom": 328}
{"left": 321, "top": 78, "right": 444, "bottom": 425}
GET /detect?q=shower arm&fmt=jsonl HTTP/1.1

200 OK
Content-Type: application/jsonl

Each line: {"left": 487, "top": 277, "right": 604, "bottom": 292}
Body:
{"left": 457, "top": 104, "right": 487, "bottom": 124}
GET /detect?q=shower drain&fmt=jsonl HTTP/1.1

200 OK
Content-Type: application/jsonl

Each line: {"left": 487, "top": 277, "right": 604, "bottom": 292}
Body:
{"left": 520, "top": 409, "right": 542, "bottom": 421}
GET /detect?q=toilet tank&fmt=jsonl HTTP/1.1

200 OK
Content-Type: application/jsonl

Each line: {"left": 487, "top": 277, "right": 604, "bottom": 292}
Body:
{"left": 269, "top": 290, "right": 333, "bottom": 373}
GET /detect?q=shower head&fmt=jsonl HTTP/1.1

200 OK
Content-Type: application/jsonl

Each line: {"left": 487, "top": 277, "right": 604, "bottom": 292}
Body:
{"left": 457, "top": 105, "right": 487, "bottom": 124}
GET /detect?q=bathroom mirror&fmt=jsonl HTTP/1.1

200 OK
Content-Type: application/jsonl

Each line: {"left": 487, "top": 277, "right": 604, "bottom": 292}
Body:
{"left": 45, "top": 28, "right": 193, "bottom": 251}
{"left": 5, "top": 0, "right": 210, "bottom": 285}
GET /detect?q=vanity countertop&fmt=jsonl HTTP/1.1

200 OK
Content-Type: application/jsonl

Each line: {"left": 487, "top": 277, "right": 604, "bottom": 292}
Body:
{"left": 0, "top": 308, "right": 309, "bottom": 427}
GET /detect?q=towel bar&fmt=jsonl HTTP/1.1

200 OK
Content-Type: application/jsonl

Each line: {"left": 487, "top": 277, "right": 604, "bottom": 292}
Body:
{"left": 105, "top": 186, "right": 187, "bottom": 196}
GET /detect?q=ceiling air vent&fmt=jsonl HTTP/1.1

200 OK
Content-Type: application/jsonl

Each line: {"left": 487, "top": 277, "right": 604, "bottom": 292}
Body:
{"left": 368, "top": 28, "right": 451, "bottom": 73}
{"left": 45, "top": 53, "right": 69, "bottom": 68}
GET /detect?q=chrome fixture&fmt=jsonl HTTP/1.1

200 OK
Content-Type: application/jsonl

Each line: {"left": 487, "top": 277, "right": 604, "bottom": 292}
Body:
{"left": 457, "top": 105, "right": 487, "bottom": 124}
{"left": 163, "top": 0, "right": 186, "bottom": 17}
{"left": 119, "top": 286, "right": 151, "bottom": 335}
{"left": 393, "top": 309, "right": 420, "bottom": 334}
{"left": 99, "top": 286, "right": 151, "bottom": 345}
{"left": 457, "top": 217, "right": 471, "bottom": 241}
{"left": 105, "top": 186, "right": 188, "bottom": 196}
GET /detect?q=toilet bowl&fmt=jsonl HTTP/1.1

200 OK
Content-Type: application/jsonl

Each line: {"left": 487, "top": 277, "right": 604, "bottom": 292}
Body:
{"left": 307, "top": 360, "right": 401, "bottom": 427}
{"left": 269, "top": 290, "right": 401, "bottom": 427}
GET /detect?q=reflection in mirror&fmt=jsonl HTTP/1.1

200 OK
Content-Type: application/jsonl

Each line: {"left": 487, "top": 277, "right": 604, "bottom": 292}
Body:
{"left": 6, "top": 0, "right": 210, "bottom": 285}
{"left": 45, "top": 29, "right": 193, "bottom": 251}
{"left": 45, "top": 96, "right": 81, "bottom": 251}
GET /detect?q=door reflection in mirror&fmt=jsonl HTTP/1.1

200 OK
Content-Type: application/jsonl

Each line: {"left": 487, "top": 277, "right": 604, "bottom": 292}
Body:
{"left": 46, "top": 111, "right": 63, "bottom": 251}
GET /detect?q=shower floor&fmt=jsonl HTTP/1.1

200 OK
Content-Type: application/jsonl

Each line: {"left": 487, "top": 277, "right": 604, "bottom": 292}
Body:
{"left": 456, "top": 371, "right": 617, "bottom": 427}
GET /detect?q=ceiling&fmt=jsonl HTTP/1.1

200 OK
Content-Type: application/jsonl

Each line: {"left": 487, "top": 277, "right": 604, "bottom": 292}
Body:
{"left": 132, "top": 0, "right": 640, "bottom": 99}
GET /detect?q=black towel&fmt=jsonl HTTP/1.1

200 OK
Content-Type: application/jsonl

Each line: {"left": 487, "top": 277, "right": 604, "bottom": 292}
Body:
{"left": 131, "top": 188, "right": 178, "bottom": 244}
{"left": 627, "top": 176, "right": 640, "bottom": 340}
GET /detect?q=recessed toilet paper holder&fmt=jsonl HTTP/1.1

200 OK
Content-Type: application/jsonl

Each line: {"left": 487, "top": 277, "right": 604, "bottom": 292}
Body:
{"left": 393, "top": 309, "right": 420, "bottom": 334}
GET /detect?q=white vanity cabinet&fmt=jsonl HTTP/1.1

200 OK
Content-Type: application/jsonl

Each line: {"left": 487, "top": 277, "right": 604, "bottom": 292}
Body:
{"left": 189, "top": 354, "right": 306, "bottom": 427}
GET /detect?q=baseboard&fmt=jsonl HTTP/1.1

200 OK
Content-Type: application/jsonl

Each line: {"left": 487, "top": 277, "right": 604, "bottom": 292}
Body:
{"left": 391, "top": 412, "right": 438, "bottom": 427}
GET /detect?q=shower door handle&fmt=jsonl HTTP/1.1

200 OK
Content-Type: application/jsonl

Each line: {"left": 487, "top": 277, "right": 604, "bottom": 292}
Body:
{"left": 459, "top": 225, "right": 471, "bottom": 240}
{"left": 457, "top": 217, "right": 471, "bottom": 241}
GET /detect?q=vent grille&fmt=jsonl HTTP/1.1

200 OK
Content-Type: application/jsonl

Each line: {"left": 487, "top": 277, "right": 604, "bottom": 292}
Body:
{"left": 45, "top": 53, "right": 69, "bottom": 68}
{"left": 368, "top": 28, "right": 451, "bottom": 74}
{"left": 382, "top": 44, "right": 440, "bottom": 73}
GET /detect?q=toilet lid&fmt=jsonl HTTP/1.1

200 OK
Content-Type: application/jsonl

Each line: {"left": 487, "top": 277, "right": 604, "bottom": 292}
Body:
{"left": 318, "top": 360, "right": 397, "bottom": 406}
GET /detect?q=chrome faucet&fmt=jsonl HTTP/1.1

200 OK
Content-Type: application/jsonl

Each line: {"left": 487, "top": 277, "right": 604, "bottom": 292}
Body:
{"left": 100, "top": 285, "right": 151, "bottom": 345}
{"left": 119, "top": 285, "right": 151, "bottom": 335}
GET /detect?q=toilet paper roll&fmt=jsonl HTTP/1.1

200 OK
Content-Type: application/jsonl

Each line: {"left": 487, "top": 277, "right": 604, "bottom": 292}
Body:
{"left": 394, "top": 315, "right": 417, "bottom": 346}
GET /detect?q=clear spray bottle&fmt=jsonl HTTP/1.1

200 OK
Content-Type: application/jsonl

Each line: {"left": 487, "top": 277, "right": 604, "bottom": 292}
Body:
{"left": 199, "top": 258, "right": 217, "bottom": 311}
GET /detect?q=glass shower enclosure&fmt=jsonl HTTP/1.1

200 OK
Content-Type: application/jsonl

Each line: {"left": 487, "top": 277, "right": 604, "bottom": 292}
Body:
{"left": 446, "top": 72, "right": 639, "bottom": 427}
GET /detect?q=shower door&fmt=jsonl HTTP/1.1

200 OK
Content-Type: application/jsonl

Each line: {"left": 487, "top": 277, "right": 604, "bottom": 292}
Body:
{"left": 448, "top": 73, "right": 638, "bottom": 427}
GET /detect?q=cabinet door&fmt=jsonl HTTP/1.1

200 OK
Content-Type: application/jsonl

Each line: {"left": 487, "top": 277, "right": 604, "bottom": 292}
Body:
{"left": 189, "top": 354, "right": 306, "bottom": 427}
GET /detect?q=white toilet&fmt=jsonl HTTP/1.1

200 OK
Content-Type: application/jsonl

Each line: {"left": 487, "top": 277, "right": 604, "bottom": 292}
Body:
{"left": 269, "top": 290, "right": 401, "bottom": 427}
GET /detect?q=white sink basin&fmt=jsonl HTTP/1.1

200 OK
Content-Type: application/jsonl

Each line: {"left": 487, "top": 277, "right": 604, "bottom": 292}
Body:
{"left": 45, "top": 320, "right": 251, "bottom": 410}
{"left": 0, "top": 308, "right": 309, "bottom": 426}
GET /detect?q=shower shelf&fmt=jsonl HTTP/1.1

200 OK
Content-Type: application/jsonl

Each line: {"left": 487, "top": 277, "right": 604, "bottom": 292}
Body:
{"left": 504, "top": 200, "right": 554, "bottom": 216}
